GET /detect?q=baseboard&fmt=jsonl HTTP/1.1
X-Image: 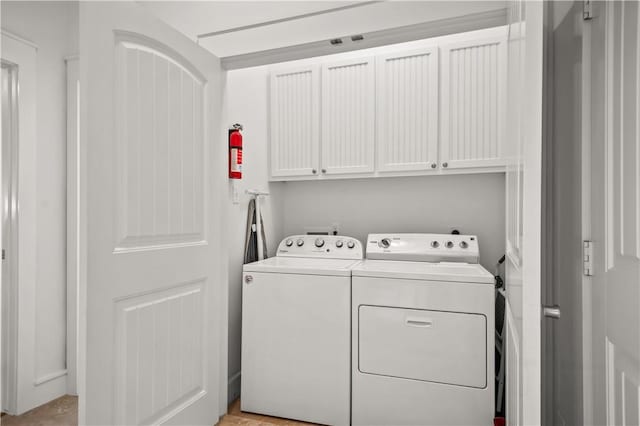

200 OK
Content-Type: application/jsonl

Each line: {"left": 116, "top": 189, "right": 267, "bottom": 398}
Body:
{"left": 228, "top": 371, "right": 241, "bottom": 404}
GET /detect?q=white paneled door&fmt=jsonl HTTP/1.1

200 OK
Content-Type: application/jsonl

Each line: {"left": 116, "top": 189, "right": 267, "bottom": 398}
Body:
{"left": 588, "top": 2, "right": 640, "bottom": 424}
{"left": 321, "top": 57, "right": 375, "bottom": 175}
{"left": 79, "top": 3, "right": 226, "bottom": 425}
{"left": 441, "top": 27, "right": 507, "bottom": 170}
{"left": 504, "top": 1, "right": 545, "bottom": 425}
{"left": 376, "top": 47, "right": 439, "bottom": 172}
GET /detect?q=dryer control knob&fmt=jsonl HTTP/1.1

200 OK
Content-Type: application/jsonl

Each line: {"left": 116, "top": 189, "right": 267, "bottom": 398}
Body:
{"left": 296, "top": 239, "right": 304, "bottom": 247}
{"left": 431, "top": 241, "right": 440, "bottom": 248}
{"left": 336, "top": 240, "right": 344, "bottom": 248}
{"left": 379, "top": 238, "right": 391, "bottom": 249}
{"left": 445, "top": 241, "right": 454, "bottom": 249}
{"left": 460, "top": 241, "right": 469, "bottom": 249}
{"left": 315, "top": 238, "right": 325, "bottom": 248}
{"left": 347, "top": 241, "right": 356, "bottom": 249}
{"left": 285, "top": 239, "right": 293, "bottom": 247}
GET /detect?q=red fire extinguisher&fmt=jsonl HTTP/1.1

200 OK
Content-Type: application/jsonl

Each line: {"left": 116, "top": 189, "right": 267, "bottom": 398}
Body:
{"left": 229, "top": 124, "right": 243, "bottom": 179}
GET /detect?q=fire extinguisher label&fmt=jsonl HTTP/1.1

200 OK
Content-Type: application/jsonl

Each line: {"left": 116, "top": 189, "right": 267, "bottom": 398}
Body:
{"left": 231, "top": 148, "right": 242, "bottom": 172}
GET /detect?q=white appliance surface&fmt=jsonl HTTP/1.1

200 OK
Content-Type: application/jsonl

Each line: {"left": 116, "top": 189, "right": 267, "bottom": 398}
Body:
{"left": 243, "top": 256, "right": 360, "bottom": 277}
{"left": 358, "top": 305, "right": 487, "bottom": 388}
{"left": 366, "top": 232, "right": 480, "bottom": 263}
{"left": 241, "top": 235, "right": 362, "bottom": 426}
{"left": 352, "top": 259, "right": 494, "bottom": 283}
{"left": 352, "top": 233, "right": 495, "bottom": 426}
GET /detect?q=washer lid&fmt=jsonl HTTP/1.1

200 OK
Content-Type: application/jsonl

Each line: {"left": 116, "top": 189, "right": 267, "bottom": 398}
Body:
{"left": 243, "top": 257, "right": 362, "bottom": 277}
{"left": 352, "top": 260, "right": 494, "bottom": 284}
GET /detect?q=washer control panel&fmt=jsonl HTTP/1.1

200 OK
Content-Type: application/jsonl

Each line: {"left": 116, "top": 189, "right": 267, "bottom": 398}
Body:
{"left": 366, "top": 233, "right": 480, "bottom": 263}
{"left": 277, "top": 235, "right": 363, "bottom": 260}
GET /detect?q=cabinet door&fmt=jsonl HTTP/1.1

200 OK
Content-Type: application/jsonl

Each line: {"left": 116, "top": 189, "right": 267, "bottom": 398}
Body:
{"left": 321, "top": 57, "right": 375, "bottom": 175}
{"left": 270, "top": 66, "right": 320, "bottom": 178}
{"left": 376, "top": 47, "right": 439, "bottom": 172}
{"left": 441, "top": 30, "right": 507, "bottom": 170}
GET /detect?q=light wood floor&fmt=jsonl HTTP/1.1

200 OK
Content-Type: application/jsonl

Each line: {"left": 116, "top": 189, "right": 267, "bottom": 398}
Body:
{"left": 1, "top": 395, "right": 78, "bottom": 426}
{"left": 0, "top": 396, "right": 312, "bottom": 426}
{"left": 217, "top": 399, "right": 316, "bottom": 426}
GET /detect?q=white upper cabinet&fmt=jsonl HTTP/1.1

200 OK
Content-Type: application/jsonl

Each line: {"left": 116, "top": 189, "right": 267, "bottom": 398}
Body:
{"left": 270, "top": 66, "right": 320, "bottom": 178}
{"left": 321, "top": 57, "right": 375, "bottom": 175}
{"left": 376, "top": 47, "right": 439, "bottom": 172}
{"left": 440, "top": 29, "right": 507, "bottom": 170}
{"left": 267, "top": 26, "right": 508, "bottom": 181}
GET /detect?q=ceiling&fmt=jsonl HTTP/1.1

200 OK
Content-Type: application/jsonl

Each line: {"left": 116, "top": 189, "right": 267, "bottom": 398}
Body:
{"left": 141, "top": 1, "right": 507, "bottom": 58}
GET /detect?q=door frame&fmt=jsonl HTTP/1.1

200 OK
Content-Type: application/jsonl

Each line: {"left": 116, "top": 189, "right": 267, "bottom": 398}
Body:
{"left": 0, "top": 29, "right": 54, "bottom": 415}
{"left": 1, "top": 52, "right": 20, "bottom": 417}
{"left": 65, "top": 55, "right": 80, "bottom": 397}
{"left": 580, "top": 9, "right": 594, "bottom": 425}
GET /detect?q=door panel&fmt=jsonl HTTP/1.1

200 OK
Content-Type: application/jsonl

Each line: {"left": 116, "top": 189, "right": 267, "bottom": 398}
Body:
{"left": 241, "top": 272, "right": 350, "bottom": 426}
{"left": 504, "top": 1, "right": 545, "bottom": 425}
{"left": 589, "top": 2, "right": 640, "bottom": 424}
{"left": 79, "top": 2, "right": 225, "bottom": 424}
{"left": 115, "top": 36, "right": 206, "bottom": 249}
{"left": 269, "top": 66, "right": 320, "bottom": 178}
{"left": 376, "top": 47, "right": 439, "bottom": 172}
{"left": 358, "top": 305, "right": 486, "bottom": 388}
{"left": 441, "top": 28, "right": 507, "bottom": 170}
{"left": 321, "top": 57, "right": 375, "bottom": 175}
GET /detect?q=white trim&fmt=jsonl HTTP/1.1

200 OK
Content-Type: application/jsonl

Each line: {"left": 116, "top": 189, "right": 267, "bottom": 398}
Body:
{"left": 0, "top": 29, "right": 38, "bottom": 51}
{"left": 1, "top": 29, "right": 66, "bottom": 416}
{"left": 269, "top": 167, "right": 506, "bottom": 182}
{"left": 227, "top": 371, "right": 241, "bottom": 405}
{"left": 1, "top": 56, "right": 20, "bottom": 416}
{"left": 221, "top": 9, "right": 507, "bottom": 70}
{"left": 581, "top": 11, "right": 594, "bottom": 426}
{"left": 198, "top": 1, "right": 381, "bottom": 39}
{"left": 66, "top": 56, "right": 79, "bottom": 396}
{"left": 34, "top": 370, "right": 67, "bottom": 387}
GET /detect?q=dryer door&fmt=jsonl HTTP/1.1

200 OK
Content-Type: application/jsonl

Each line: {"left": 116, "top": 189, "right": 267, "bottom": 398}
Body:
{"left": 358, "top": 305, "right": 487, "bottom": 388}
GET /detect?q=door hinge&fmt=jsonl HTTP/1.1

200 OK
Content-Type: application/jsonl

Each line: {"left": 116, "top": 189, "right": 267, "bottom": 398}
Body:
{"left": 583, "top": 241, "right": 593, "bottom": 276}
{"left": 2, "top": 249, "right": 5, "bottom": 260}
{"left": 583, "top": 0, "right": 593, "bottom": 20}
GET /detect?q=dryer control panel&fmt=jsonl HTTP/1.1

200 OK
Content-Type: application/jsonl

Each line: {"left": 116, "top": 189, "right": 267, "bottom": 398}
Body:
{"left": 366, "top": 233, "right": 479, "bottom": 263}
{"left": 277, "top": 235, "right": 363, "bottom": 260}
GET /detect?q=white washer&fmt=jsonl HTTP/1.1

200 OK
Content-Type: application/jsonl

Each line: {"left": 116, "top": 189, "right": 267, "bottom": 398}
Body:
{"left": 241, "top": 235, "right": 363, "bottom": 426}
{"left": 352, "top": 234, "right": 495, "bottom": 426}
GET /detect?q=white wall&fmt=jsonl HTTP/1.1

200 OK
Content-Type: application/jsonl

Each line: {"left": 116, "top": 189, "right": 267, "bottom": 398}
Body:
{"left": 282, "top": 175, "right": 505, "bottom": 270}
{"left": 224, "top": 68, "right": 285, "bottom": 402}
{"left": 224, "top": 33, "right": 507, "bottom": 400}
{"left": 1, "top": 0, "right": 78, "bottom": 396}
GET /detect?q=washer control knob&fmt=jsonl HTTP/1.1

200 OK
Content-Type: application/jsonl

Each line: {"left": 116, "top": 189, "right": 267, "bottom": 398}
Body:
{"left": 460, "top": 241, "right": 469, "bottom": 249}
{"left": 315, "top": 238, "right": 325, "bottom": 248}
{"left": 347, "top": 241, "right": 356, "bottom": 249}
{"left": 379, "top": 238, "right": 391, "bottom": 249}
{"left": 445, "top": 241, "right": 454, "bottom": 249}
{"left": 296, "top": 239, "right": 304, "bottom": 247}
{"left": 431, "top": 241, "right": 440, "bottom": 248}
{"left": 336, "top": 240, "right": 344, "bottom": 248}
{"left": 285, "top": 239, "right": 293, "bottom": 247}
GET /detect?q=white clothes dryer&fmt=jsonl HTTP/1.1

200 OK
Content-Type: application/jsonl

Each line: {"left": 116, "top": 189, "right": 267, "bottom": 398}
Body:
{"left": 352, "top": 234, "right": 495, "bottom": 426}
{"left": 241, "top": 235, "right": 363, "bottom": 426}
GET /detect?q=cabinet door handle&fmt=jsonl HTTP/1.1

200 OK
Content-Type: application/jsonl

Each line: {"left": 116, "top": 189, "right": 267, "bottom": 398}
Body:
{"left": 442, "top": 162, "right": 448, "bottom": 168}
{"left": 431, "top": 163, "right": 437, "bottom": 169}
{"left": 312, "top": 169, "right": 317, "bottom": 174}
{"left": 321, "top": 169, "right": 327, "bottom": 174}
{"left": 406, "top": 317, "right": 433, "bottom": 327}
